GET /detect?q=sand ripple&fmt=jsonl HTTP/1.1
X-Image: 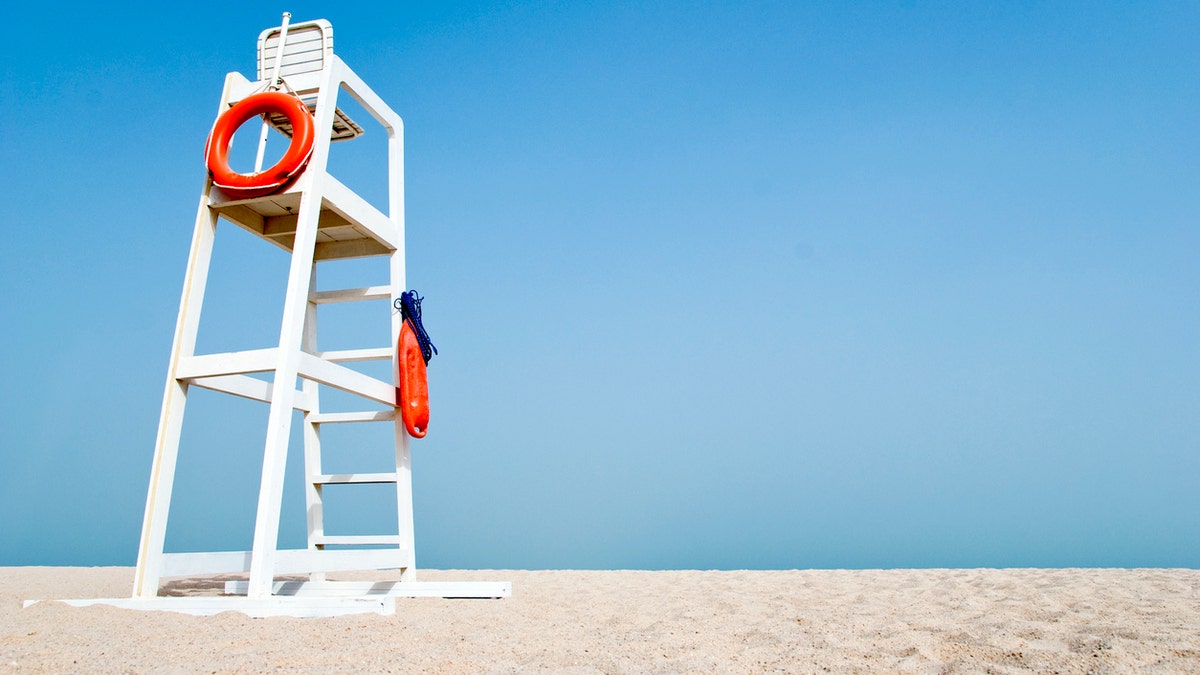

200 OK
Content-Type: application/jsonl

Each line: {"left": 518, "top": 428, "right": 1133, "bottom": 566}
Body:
{"left": 3, "top": 567, "right": 1198, "bottom": 673}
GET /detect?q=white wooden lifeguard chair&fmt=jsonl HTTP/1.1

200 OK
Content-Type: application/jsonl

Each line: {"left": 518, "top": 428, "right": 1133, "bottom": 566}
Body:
{"left": 50, "top": 15, "right": 509, "bottom": 617}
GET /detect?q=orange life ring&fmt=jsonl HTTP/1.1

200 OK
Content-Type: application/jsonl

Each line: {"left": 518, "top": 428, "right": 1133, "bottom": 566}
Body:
{"left": 395, "top": 321, "right": 430, "bottom": 438}
{"left": 204, "top": 91, "right": 315, "bottom": 198}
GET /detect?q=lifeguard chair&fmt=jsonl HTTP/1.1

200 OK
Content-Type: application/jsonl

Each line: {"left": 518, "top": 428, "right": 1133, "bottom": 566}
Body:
{"left": 52, "top": 15, "right": 509, "bottom": 617}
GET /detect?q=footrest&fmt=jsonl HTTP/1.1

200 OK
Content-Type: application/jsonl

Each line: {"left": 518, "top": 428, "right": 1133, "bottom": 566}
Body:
{"left": 312, "top": 535, "right": 403, "bottom": 546}
{"left": 308, "top": 410, "right": 394, "bottom": 424}
{"left": 312, "top": 472, "right": 398, "bottom": 485}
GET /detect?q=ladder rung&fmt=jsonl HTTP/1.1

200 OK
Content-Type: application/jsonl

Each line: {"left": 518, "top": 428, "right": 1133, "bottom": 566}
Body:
{"left": 318, "top": 347, "right": 392, "bottom": 363}
{"left": 309, "top": 286, "right": 391, "bottom": 304}
{"left": 312, "top": 535, "right": 403, "bottom": 546}
{"left": 312, "top": 472, "right": 398, "bottom": 485}
{"left": 308, "top": 410, "right": 394, "bottom": 424}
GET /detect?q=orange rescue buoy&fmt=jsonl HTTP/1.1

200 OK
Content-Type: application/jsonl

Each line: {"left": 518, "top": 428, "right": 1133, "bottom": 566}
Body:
{"left": 395, "top": 321, "right": 430, "bottom": 438}
{"left": 204, "top": 91, "right": 315, "bottom": 198}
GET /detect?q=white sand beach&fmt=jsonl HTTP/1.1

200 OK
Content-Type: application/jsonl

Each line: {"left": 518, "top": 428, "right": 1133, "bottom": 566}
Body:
{"left": 2, "top": 567, "right": 1198, "bottom": 673}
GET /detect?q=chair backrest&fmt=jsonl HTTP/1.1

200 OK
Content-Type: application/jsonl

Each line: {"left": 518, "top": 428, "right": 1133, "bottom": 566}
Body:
{"left": 257, "top": 19, "right": 334, "bottom": 82}
{"left": 256, "top": 18, "right": 363, "bottom": 142}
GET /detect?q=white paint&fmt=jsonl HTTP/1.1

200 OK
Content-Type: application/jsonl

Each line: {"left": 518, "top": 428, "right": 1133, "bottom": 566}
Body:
{"left": 55, "top": 17, "right": 512, "bottom": 618}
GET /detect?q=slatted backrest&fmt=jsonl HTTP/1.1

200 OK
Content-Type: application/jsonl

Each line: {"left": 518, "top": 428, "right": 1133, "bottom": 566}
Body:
{"left": 257, "top": 19, "right": 334, "bottom": 82}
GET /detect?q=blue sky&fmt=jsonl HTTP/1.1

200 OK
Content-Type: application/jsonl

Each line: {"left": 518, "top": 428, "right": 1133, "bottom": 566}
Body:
{"left": 1, "top": 1, "right": 1197, "bottom": 570}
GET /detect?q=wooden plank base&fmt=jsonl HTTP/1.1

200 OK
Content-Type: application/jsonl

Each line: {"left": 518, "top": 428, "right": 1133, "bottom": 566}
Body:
{"left": 223, "top": 579, "right": 512, "bottom": 599}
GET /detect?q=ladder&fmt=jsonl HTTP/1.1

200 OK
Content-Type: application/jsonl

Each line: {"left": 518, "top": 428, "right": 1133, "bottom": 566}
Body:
{"left": 47, "top": 17, "right": 509, "bottom": 618}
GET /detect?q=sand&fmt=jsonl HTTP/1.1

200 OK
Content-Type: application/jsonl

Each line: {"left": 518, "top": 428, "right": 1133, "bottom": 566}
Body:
{"left": 2, "top": 567, "right": 1198, "bottom": 673}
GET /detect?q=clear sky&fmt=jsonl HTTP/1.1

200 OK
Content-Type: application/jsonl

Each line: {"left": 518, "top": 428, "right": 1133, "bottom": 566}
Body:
{"left": 1, "top": 2, "right": 1197, "bottom": 570}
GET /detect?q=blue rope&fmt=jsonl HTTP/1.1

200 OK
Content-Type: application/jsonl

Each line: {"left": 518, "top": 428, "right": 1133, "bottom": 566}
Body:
{"left": 395, "top": 290, "right": 438, "bottom": 364}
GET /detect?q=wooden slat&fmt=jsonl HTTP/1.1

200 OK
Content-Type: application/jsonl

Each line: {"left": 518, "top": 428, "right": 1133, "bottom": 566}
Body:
{"left": 262, "top": 42, "right": 324, "bottom": 61}
{"left": 265, "top": 103, "right": 364, "bottom": 142}
{"left": 212, "top": 204, "right": 265, "bottom": 232}
{"left": 264, "top": 48, "right": 326, "bottom": 72}
{"left": 277, "top": 548, "right": 408, "bottom": 573}
{"left": 308, "top": 410, "right": 394, "bottom": 424}
{"left": 262, "top": 27, "right": 325, "bottom": 50}
{"left": 315, "top": 238, "right": 390, "bottom": 261}
{"left": 312, "top": 535, "right": 403, "bottom": 546}
{"left": 259, "top": 24, "right": 330, "bottom": 81}
{"left": 263, "top": 210, "right": 355, "bottom": 239}
{"left": 309, "top": 286, "right": 391, "bottom": 304}
{"left": 161, "top": 550, "right": 252, "bottom": 577}
{"left": 262, "top": 47, "right": 325, "bottom": 70}
{"left": 222, "top": 580, "right": 512, "bottom": 599}
{"left": 319, "top": 347, "right": 391, "bottom": 363}
{"left": 311, "top": 472, "right": 398, "bottom": 484}
{"left": 262, "top": 29, "right": 325, "bottom": 48}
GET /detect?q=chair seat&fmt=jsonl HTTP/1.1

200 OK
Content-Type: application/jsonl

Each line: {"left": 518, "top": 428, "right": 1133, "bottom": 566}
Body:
{"left": 267, "top": 99, "right": 364, "bottom": 141}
